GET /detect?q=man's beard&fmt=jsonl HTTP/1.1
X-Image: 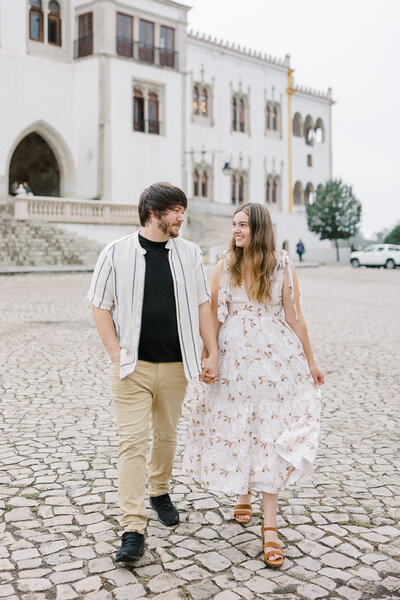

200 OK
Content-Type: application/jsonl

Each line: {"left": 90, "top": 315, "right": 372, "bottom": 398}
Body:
{"left": 158, "top": 218, "right": 181, "bottom": 238}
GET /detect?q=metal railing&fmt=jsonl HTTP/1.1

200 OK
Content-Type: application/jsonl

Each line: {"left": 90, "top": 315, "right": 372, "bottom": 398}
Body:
{"left": 73, "top": 36, "right": 93, "bottom": 58}
{"left": 73, "top": 36, "right": 178, "bottom": 68}
{"left": 116, "top": 38, "right": 178, "bottom": 69}
{"left": 134, "top": 119, "right": 160, "bottom": 134}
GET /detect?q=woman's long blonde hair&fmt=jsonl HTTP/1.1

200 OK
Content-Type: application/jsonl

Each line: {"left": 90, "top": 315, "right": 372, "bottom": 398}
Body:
{"left": 228, "top": 202, "right": 276, "bottom": 304}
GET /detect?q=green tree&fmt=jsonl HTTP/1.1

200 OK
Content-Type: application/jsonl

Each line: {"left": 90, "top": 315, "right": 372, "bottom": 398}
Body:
{"left": 306, "top": 178, "right": 362, "bottom": 261}
{"left": 384, "top": 225, "right": 400, "bottom": 245}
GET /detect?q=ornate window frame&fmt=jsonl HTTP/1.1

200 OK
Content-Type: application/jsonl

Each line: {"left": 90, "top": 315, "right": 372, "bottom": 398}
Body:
{"left": 231, "top": 168, "right": 249, "bottom": 204}
{"left": 265, "top": 98, "right": 282, "bottom": 139}
{"left": 191, "top": 161, "right": 213, "bottom": 201}
{"left": 265, "top": 158, "right": 283, "bottom": 211}
{"left": 191, "top": 69, "right": 214, "bottom": 127}
{"left": 231, "top": 86, "right": 250, "bottom": 135}
{"left": 48, "top": 0, "right": 61, "bottom": 46}
{"left": 132, "top": 80, "right": 165, "bottom": 136}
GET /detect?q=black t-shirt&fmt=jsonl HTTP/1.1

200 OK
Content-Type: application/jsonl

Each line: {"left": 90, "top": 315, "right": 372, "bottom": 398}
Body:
{"left": 138, "top": 234, "right": 182, "bottom": 363}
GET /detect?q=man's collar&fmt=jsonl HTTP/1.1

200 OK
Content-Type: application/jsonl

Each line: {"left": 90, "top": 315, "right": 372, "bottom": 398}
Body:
{"left": 133, "top": 230, "right": 174, "bottom": 252}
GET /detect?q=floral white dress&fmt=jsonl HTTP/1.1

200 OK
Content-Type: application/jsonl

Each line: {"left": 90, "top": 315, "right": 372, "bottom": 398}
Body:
{"left": 183, "top": 250, "right": 321, "bottom": 495}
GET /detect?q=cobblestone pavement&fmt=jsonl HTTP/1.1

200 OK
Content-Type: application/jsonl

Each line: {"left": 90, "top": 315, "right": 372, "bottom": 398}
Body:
{"left": 1, "top": 266, "right": 399, "bottom": 600}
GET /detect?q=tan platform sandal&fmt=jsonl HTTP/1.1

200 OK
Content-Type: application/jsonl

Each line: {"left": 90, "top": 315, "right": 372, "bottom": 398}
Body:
{"left": 233, "top": 491, "right": 252, "bottom": 524}
{"left": 261, "top": 525, "right": 285, "bottom": 568}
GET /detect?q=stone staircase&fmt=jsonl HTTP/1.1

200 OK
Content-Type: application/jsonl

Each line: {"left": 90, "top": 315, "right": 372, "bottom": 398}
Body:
{"left": 187, "top": 212, "right": 233, "bottom": 263}
{"left": 0, "top": 208, "right": 102, "bottom": 267}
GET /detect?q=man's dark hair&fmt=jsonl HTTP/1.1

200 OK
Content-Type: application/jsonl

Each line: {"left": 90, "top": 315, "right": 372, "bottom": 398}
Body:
{"left": 138, "top": 182, "right": 188, "bottom": 226}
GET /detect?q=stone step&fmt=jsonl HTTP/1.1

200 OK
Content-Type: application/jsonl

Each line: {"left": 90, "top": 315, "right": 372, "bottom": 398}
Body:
{"left": 0, "top": 207, "right": 102, "bottom": 267}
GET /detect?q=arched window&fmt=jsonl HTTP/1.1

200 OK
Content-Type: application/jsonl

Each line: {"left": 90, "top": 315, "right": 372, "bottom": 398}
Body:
{"left": 292, "top": 112, "right": 303, "bottom": 137}
{"left": 201, "top": 172, "right": 208, "bottom": 197}
{"left": 193, "top": 170, "right": 199, "bottom": 196}
{"left": 238, "top": 176, "right": 244, "bottom": 203}
{"left": 231, "top": 175, "right": 236, "bottom": 204}
{"left": 266, "top": 180, "right": 271, "bottom": 203}
{"left": 29, "top": 0, "right": 43, "bottom": 42}
{"left": 48, "top": 1, "right": 61, "bottom": 46}
{"left": 133, "top": 89, "right": 144, "bottom": 132}
{"left": 305, "top": 182, "right": 315, "bottom": 205}
{"left": 232, "top": 97, "right": 237, "bottom": 131}
{"left": 266, "top": 106, "right": 271, "bottom": 130}
{"left": 293, "top": 181, "right": 303, "bottom": 205}
{"left": 272, "top": 107, "right": 278, "bottom": 131}
{"left": 272, "top": 181, "right": 277, "bottom": 203}
{"left": 192, "top": 86, "right": 199, "bottom": 115}
{"left": 315, "top": 118, "right": 325, "bottom": 143}
{"left": 239, "top": 99, "right": 245, "bottom": 132}
{"left": 304, "top": 115, "right": 314, "bottom": 146}
{"left": 200, "top": 88, "right": 208, "bottom": 116}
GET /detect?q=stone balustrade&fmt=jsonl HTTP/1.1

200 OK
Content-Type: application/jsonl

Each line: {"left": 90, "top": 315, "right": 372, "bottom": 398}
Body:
{"left": 11, "top": 195, "right": 140, "bottom": 226}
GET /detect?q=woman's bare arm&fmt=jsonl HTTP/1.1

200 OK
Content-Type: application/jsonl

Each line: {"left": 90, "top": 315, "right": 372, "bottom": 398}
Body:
{"left": 282, "top": 263, "right": 324, "bottom": 386}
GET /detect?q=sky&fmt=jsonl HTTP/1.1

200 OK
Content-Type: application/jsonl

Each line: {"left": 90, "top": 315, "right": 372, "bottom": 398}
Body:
{"left": 185, "top": 0, "right": 400, "bottom": 237}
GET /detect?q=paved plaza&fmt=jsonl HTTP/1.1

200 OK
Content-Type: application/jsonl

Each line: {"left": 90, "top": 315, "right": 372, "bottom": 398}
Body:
{"left": 1, "top": 265, "right": 399, "bottom": 600}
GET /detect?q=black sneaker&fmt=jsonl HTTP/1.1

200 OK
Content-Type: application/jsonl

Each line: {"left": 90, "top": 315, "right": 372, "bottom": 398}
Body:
{"left": 150, "top": 493, "right": 179, "bottom": 526}
{"left": 115, "top": 532, "right": 145, "bottom": 562}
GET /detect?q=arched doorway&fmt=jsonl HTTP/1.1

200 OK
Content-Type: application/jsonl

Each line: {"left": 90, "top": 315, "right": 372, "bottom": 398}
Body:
{"left": 9, "top": 132, "right": 60, "bottom": 196}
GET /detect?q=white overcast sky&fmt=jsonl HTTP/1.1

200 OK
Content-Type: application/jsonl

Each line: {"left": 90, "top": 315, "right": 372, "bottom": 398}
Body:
{"left": 185, "top": 0, "right": 400, "bottom": 237}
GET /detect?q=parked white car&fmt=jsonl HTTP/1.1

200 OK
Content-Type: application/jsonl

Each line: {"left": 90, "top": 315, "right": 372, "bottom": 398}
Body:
{"left": 350, "top": 244, "right": 400, "bottom": 269}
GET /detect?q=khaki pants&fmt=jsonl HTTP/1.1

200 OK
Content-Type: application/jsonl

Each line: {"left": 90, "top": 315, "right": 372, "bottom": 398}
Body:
{"left": 110, "top": 360, "right": 188, "bottom": 534}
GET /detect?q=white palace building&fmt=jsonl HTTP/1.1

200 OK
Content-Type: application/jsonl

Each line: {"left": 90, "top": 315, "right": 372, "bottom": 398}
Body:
{"left": 0, "top": 0, "right": 335, "bottom": 261}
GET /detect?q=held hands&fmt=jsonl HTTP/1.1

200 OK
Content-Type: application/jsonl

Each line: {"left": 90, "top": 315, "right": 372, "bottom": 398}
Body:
{"left": 199, "top": 350, "right": 219, "bottom": 384}
{"left": 310, "top": 364, "right": 324, "bottom": 387}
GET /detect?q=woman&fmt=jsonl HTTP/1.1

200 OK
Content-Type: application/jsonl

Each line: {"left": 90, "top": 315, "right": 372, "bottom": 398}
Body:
{"left": 183, "top": 203, "right": 324, "bottom": 568}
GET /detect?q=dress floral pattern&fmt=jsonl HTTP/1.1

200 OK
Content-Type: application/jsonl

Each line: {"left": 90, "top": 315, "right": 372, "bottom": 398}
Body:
{"left": 183, "top": 250, "right": 321, "bottom": 495}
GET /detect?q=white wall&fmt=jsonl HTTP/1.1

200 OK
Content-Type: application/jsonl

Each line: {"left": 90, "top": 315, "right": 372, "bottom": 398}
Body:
{"left": 109, "top": 58, "right": 184, "bottom": 203}
{"left": 73, "top": 59, "right": 99, "bottom": 199}
{"left": 291, "top": 93, "right": 332, "bottom": 193}
{"left": 186, "top": 38, "right": 289, "bottom": 209}
{"left": 0, "top": 0, "right": 337, "bottom": 260}
{"left": 186, "top": 37, "right": 333, "bottom": 256}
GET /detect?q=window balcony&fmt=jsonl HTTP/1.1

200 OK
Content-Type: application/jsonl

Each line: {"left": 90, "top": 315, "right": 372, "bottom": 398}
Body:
{"left": 148, "top": 119, "right": 159, "bottom": 135}
{"left": 134, "top": 119, "right": 160, "bottom": 135}
{"left": 116, "top": 38, "right": 178, "bottom": 69}
{"left": 73, "top": 36, "right": 178, "bottom": 69}
{"left": 117, "top": 36, "right": 133, "bottom": 58}
{"left": 73, "top": 36, "right": 93, "bottom": 58}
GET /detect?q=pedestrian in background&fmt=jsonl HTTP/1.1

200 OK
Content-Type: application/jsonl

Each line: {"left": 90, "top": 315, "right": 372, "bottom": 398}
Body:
{"left": 23, "top": 181, "right": 32, "bottom": 195}
{"left": 296, "top": 239, "right": 305, "bottom": 262}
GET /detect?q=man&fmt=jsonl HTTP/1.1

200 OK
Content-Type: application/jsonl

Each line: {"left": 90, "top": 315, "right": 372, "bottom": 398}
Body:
{"left": 88, "top": 182, "right": 218, "bottom": 563}
{"left": 296, "top": 239, "right": 305, "bottom": 262}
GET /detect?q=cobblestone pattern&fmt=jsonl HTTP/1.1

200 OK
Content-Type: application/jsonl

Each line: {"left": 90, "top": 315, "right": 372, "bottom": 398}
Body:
{"left": 0, "top": 267, "right": 399, "bottom": 600}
